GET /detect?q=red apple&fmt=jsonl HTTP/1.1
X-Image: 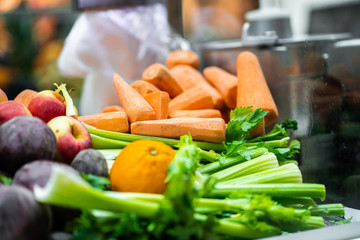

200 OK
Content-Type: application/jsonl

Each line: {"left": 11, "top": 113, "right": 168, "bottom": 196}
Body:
{"left": 47, "top": 116, "right": 92, "bottom": 164}
{"left": 28, "top": 90, "right": 66, "bottom": 123}
{"left": 0, "top": 101, "right": 32, "bottom": 125}
{"left": 0, "top": 89, "right": 7, "bottom": 103}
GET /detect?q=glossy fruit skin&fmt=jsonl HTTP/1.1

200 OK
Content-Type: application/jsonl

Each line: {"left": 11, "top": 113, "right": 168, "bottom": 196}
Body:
{"left": 71, "top": 149, "right": 108, "bottom": 177}
{"left": 0, "top": 116, "right": 57, "bottom": 175}
{"left": 47, "top": 116, "right": 93, "bottom": 164}
{"left": 0, "top": 185, "right": 51, "bottom": 240}
{"left": 0, "top": 88, "right": 8, "bottom": 102}
{"left": 110, "top": 139, "right": 176, "bottom": 194}
{"left": 0, "top": 100, "right": 32, "bottom": 125}
{"left": 27, "top": 90, "right": 66, "bottom": 123}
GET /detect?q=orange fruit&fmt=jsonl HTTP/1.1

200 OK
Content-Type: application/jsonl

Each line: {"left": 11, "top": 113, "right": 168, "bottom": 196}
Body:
{"left": 110, "top": 139, "right": 176, "bottom": 194}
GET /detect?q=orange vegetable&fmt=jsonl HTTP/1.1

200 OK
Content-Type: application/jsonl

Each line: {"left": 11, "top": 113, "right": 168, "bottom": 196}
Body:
{"left": 203, "top": 66, "right": 237, "bottom": 109}
{"left": 110, "top": 139, "right": 176, "bottom": 193}
{"left": 78, "top": 111, "right": 129, "bottom": 133}
{"left": 165, "top": 49, "right": 200, "bottom": 70}
{"left": 170, "top": 65, "right": 224, "bottom": 109}
{"left": 168, "top": 86, "right": 214, "bottom": 113}
{"left": 14, "top": 89, "right": 38, "bottom": 107}
{"left": 131, "top": 80, "right": 160, "bottom": 97}
{"left": 102, "top": 105, "right": 124, "bottom": 113}
{"left": 144, "top": 91, "right": 170, "bottom": 120}
{"left": 168, "top": 109, "right": 221, "bottom": 119}
{"left": 131, "top": 117, "right": 226, "bottom": 143}
{"left": 113, "top": 73, "right": 156, "bottom": 123}
{"left": 236, "top": 51, "right": 278, "bottom": 126}
{"left": 142, "top": 63, "right": 184, "bottom": 98}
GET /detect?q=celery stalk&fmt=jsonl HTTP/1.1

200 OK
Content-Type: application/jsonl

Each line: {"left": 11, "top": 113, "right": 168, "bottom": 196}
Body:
{"left": 194, "top": 214, "right": 274, "bottom": 239}
{"left": 96, "top": 149, "right": 122, "bottom": 160}
{"left": 245, "top": 137, "right": 290, "bottom": 148}
{"left": 90, "top": 134, "right": 130, "bottom": 149}
{"left": 306, "top": 204, "right": 345, "bottom": 217}
{"left": 219, "top": 163, "right": 302, "bottom": 185}
{"left": 210, "top": 152, "right": 278, "bottom": 182}
{"left": 85, "top": 123, "right": 225, "bottom": 151}
{"left": 34, "top": 167, "right": 159, "bottom": 218}
{"left": 197, "top": 147, "right": 269, "bottom": 174}
{"left": 209, "top": 183, "right": 326, "bottom": 200}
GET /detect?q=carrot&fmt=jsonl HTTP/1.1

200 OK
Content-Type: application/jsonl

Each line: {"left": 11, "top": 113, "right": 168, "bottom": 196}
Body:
{"left": 131, "top": 117, "right": 226, "bottom": 143}
{"left": 170, "top": 65, "right": 224, "bottom": 109}
{"left": 142, "top": 63, "right": 184, "bottom": 98}
{"left": 14, "top": 89, "right": 38, "bottom": 107}
{"left": 236, "top": 51, "right": 278, "bottom": 126}
{"left": 131, "top": 80, "right": 160, "bottom": 97}
{"left": 165, "top": 49, "right": 200, "bottom": 70}
{"left": 102, "top": 105, "right": 124, "bottom": 113}
{"left": 168, "top": 86, "right": 214, "bottom": 113}
{"left": 113, "top": 73, "right": 156, "bottom": 123}
{"left": 78, "top": 111, "right": 129, "bottom": 133}
{"left": 144, "top": 91, "right": 170, "bottom": 120}
{"left": 203, "top": 66, "right": 237, "bottom": 109}
{"left": 168, "top": 109, "right": 221, "bottom": 119}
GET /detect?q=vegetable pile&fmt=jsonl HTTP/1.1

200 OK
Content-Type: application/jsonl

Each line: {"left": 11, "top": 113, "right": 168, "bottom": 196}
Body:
{"left": 0, "top": 49, "right": 348, "bottom": 239}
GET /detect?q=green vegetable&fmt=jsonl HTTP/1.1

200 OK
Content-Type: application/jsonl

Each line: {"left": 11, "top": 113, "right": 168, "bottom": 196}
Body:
{"left": 209, "top": 152, "right": 278, "bottom": 182}
{"left": 219, "top": 163, "right": 302, "bottom": 185}
{"left": 85, "top": 123, "right": 225, "bottom": 152}
{"left": 209, "top": 183, "right": 326, "bottom": 200}
{"left": 225, "top": 106, "right": 268, "bottom": 144}
{"left": 81, "top": 174, "right": 110, "bottom": 191}
{"left": 54, "top": 83, "right": 77, "bottom": 117}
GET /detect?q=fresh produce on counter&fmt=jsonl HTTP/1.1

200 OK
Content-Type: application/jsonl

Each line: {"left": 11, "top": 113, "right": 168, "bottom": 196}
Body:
{"left": 0, "top": 50, "right": 349, "bottom": 239}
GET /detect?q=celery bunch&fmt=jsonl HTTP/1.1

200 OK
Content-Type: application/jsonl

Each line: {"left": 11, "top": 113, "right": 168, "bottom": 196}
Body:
{"left": 34, "top": 135, "right": 344, "bottom": 239}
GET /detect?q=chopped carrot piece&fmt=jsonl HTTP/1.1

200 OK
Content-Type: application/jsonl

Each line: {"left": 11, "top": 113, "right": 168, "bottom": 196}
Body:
{"left": 144, "top": 91, "right": 170, "bottom": 120}
{"left": 131, "top": 117, "right": 226, "bottom": 143}
{"left": 168, "top": 86, "right": 214, "bottom": 113}
{"left": 113, "top": 73, "right": 156, "bottom": 123}
{"left": 131, "top": 80, "right": 160, "bottom": 97}
{"left": 165, "top": 49, "right": 200, "bottom": 70}
{"left": 203, "top": 66, "right": 237, "bottom": 109}
{"left": 168, "top": 109, "right": 221, "bottom": 119}
{"left": 142, "top": 63, "right": 184, "bottom": 98}
{"left": 170, "top": 65, "right": 224, "bottom": 109}
{"left": 78, "top": 111, "right": 129, "bottom": 133}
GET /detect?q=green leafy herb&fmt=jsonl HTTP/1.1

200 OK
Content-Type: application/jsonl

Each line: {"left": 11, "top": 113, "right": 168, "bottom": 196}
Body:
{"left": 225, "top": 107, "right": 268, "bottom": 143}
{"left": 81, "top": 174, "right": 110, "bottom": 190}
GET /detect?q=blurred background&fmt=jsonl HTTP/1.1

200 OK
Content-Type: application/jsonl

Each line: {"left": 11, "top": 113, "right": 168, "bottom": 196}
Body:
{"left": 0, "top": 0, "right": 359, "bottom": 208}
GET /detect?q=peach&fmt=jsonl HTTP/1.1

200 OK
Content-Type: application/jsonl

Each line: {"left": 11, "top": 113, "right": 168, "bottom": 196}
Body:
{"left": 47, "top": 116, "right": 92, "bottom": 164}
{"left": 0, "top": 101, "right": 32, "bottom": 125}
{"left": 28, "top": 90, "right": 66, "bottom": 123}
{"left": 0, "top": 88, "right": 7, "bottom": 103}
{"left": 14, "top": 89, "right": 38, "bottom": 108}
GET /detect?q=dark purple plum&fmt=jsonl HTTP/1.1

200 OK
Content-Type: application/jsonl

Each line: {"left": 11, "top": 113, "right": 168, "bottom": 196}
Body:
{"left": 0, "top": 116, "right": 57, "bottom": 175}
{"left": 12, "top": 160, "right": 81, "bottom": 231}
{"left": 0, "top": 185, "right": 51, "bottom": 240}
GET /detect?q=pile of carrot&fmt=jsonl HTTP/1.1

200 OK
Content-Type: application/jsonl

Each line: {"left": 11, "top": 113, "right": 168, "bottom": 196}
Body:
{"left": 77, "top": 50, "right": 278, "bottom": 143}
